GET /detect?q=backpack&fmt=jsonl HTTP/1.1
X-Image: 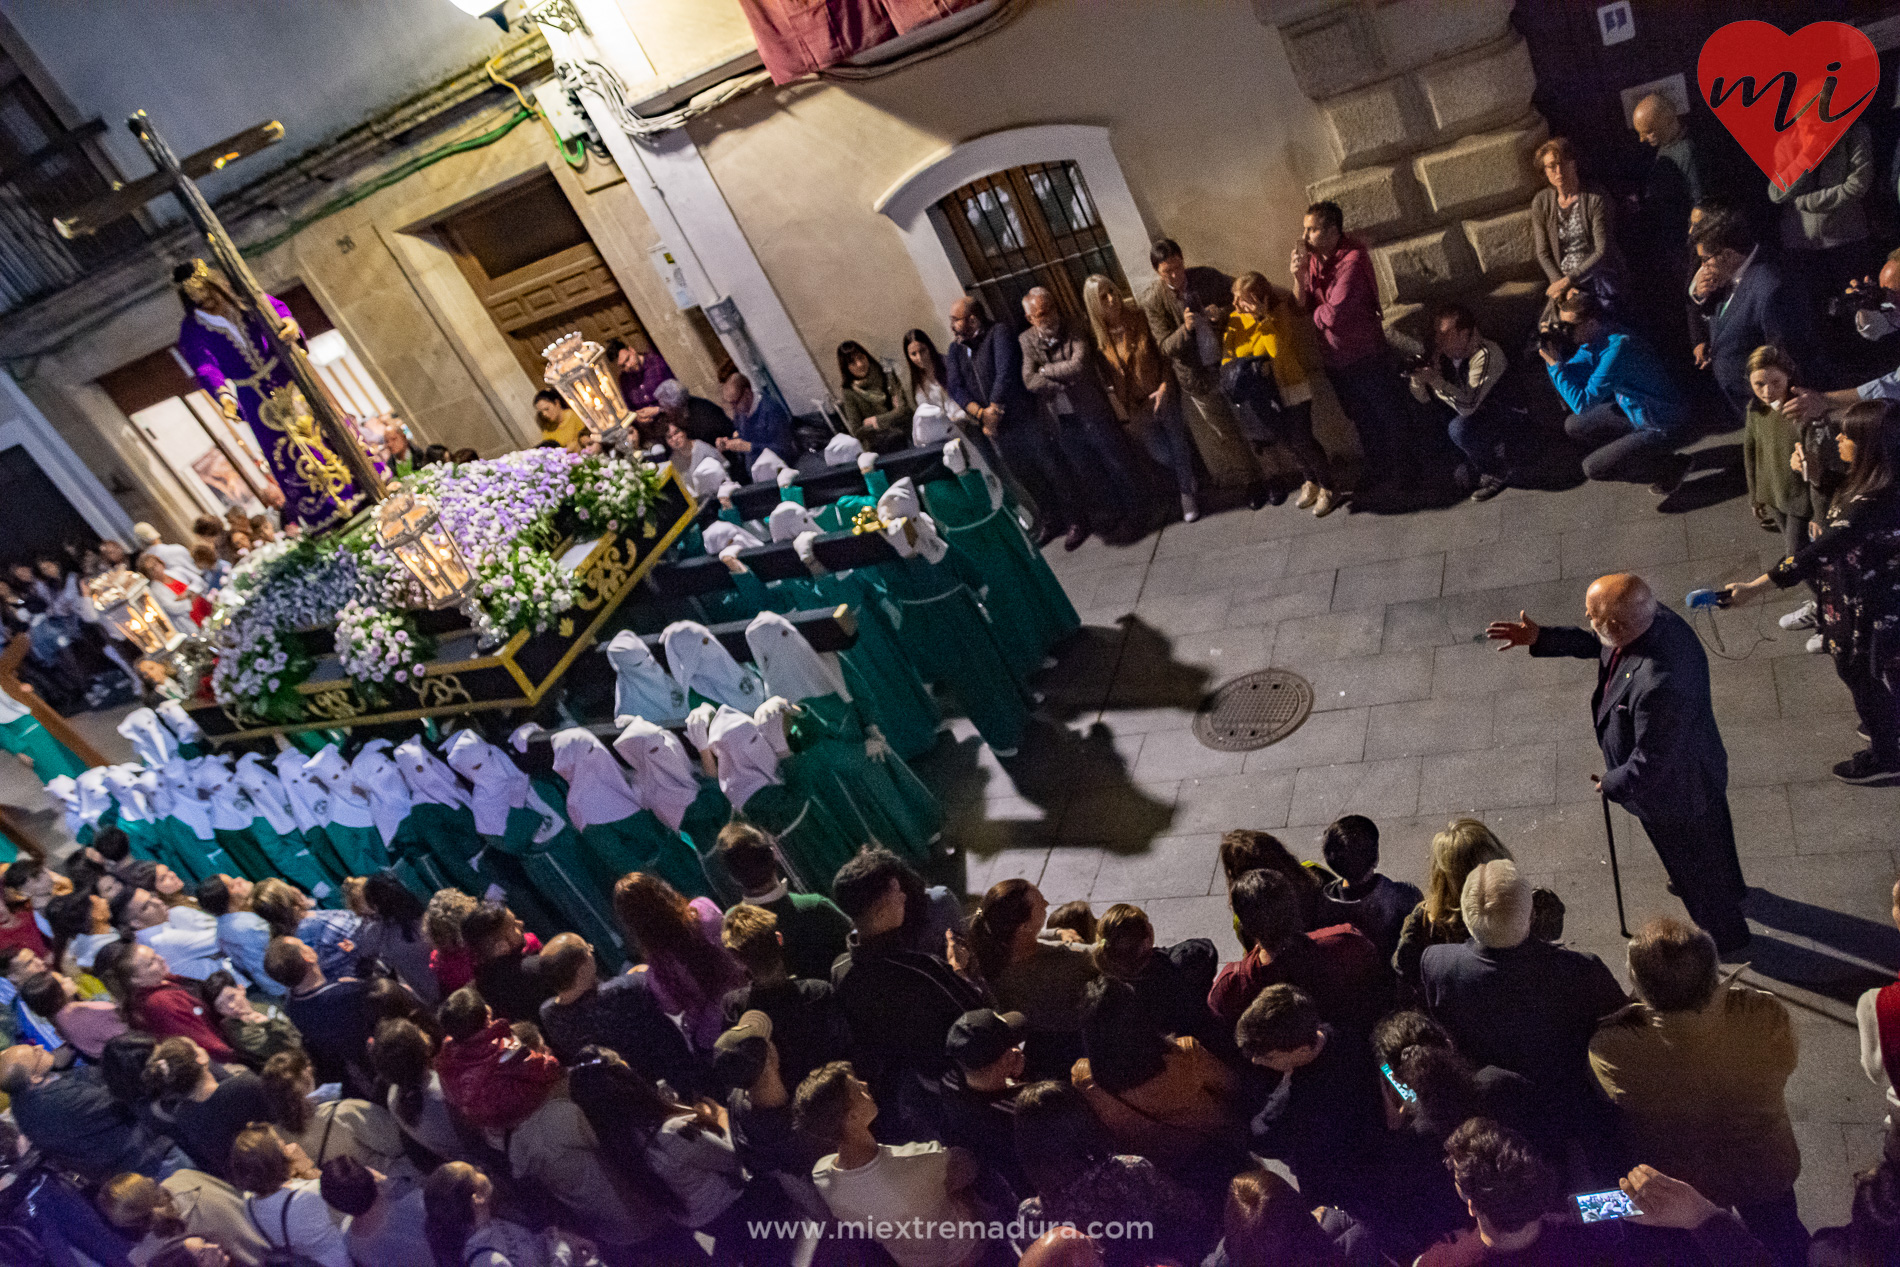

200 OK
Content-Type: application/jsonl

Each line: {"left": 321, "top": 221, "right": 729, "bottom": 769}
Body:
{"left": 245, "top": 1192, "right": 329, "bottom": 1267}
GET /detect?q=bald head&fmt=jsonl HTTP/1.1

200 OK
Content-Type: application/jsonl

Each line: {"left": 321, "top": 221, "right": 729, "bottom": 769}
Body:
{"left": 1019, "top": 1228, "right": 1105, "bottom": 1267}
{"left": 1585, "top": 573, "right": 1657, "bottom": 648}
{"left": 950, "top": 297, "right": 984, "bottom": 343}
{"left": 540, "top": 932, "right": 596, "bottom": 998}
{"left": 0, "top": 1044, "right": 51, "bottom": 1094}
{"left": 1632, "top": 94, "right": 1681, "bottom": 147}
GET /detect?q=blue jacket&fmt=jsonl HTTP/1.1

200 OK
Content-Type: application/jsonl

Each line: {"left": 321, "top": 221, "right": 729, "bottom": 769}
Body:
{"left": 1705, "top": 254, "right": 1825, "bottom": 420}
{"left": 1529, "top": 605, "right": 1729, "bottom": 821}
{"left": 944, "top": 321, "right": 1037, "bottom": 430}
{"left": 1546, "top": 328, "right": 1688, "bottom": 432}
{"left": 733, "top": 394, "right": 798, "bottom": 463}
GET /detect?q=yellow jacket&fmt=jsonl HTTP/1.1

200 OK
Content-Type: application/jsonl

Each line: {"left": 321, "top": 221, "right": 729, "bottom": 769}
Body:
{"left": 1220, "top": 306, "right": 1308, "bottom": 391}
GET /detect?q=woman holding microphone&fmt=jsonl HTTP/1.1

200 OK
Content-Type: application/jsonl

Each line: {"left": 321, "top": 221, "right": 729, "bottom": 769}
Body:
{"left": 1725, "top": 400, "right": 1900, "bottom": 783}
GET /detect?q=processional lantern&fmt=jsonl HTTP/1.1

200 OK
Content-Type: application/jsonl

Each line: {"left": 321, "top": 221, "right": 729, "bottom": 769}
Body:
{"left": 376, "top": 484, "right": 476, "bottom": 609}
{"left": 87, "top": 570, "right": 183, "bottom": 655}
{"left": 542, "top": 332, "right": 632, "bottom": 440}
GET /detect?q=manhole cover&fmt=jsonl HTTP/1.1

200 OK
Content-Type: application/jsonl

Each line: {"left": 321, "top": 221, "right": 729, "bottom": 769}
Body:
{"left": 1192, "top": 669, "right": 1314, "bottom": 751}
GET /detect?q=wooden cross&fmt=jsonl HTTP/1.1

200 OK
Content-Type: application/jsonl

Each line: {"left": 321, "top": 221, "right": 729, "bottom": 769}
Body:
{"left": 56, "top": 111, "right": 385, "bottom": 511}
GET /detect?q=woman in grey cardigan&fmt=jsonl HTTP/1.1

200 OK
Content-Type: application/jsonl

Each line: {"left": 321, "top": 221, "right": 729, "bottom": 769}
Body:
{"left": 1531, "top": 137, "right": 1626, "bottom": 324}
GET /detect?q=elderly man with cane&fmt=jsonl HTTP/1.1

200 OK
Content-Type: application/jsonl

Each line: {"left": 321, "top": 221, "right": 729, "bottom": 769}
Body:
{"left": 1486, "top": 574, "right": 1750, "bottom": 955}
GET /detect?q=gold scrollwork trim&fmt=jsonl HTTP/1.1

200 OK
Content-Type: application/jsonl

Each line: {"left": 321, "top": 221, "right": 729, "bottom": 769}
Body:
{"left": 412, "top": 673, "right": 473, "bottom": 709}
{"left": 574, "top": 542, "right": 632, "bottom": 612}
{"left": 305, "top": 685, "right": 364, "bottom": 721}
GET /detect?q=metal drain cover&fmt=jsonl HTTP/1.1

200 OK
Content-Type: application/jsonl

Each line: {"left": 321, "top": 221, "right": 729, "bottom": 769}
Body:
{"left": 1192, "top": 669, "right": 1314, "bottom": 751}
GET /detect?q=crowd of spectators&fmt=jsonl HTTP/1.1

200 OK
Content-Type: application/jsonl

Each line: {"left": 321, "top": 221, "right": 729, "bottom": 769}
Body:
{"left": 0, "top": 809, "right": 1894, "bottom": 1267}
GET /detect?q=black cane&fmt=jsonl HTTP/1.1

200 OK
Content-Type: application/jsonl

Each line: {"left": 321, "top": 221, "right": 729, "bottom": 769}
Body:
{"left": 1599, "top": 790, "right": 1631, "bottom": 938}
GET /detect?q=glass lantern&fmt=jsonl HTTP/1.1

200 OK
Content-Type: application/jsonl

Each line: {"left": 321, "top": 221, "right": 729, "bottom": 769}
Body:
{"left": 541, "top": 332, "right": 631, "bottom": 439}
{"left": 87, "top": 569, "right": 182, "bottom": 655}
{"left": 376, "top": 483, "right": 475, "bottom": 609}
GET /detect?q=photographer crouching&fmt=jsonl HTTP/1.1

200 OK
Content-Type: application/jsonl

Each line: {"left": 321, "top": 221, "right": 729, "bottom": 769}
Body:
{"left": 1407, "top": 303, "right": 1521, "bottom": 502}
{"left": 1540, "top": 290, "right": 1694, "bottom": 495}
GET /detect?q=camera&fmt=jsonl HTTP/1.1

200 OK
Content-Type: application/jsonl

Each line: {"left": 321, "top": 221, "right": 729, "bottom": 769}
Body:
{"left": 1827, "top": 276, "right": 1888, "bottom": 320}
{"left": 1535, "top": 324, "right": 1576, "bottom": 361}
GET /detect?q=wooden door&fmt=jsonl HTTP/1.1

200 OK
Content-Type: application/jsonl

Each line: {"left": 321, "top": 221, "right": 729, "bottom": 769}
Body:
{"left": 443, "top": 174, "right": 654, "bottom": 384}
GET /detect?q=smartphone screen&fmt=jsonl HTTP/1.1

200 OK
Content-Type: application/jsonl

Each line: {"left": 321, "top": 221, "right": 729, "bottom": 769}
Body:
{"left": 1574, "top": 1189, "right": 1640, "bottom": 1222}
{"left": 1378, "top": 1060, "right": 1417, "bottom": 1104}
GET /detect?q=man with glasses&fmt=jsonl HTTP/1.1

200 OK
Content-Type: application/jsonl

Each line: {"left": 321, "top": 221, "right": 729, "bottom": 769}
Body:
{"left": 1542, "top": 291, "right": 1693, "bottom": 494}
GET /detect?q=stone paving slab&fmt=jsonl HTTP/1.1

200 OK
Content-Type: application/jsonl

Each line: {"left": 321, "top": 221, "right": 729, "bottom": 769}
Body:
{"left": 933, "top": 470, "right": 1898, "bottom": 1229}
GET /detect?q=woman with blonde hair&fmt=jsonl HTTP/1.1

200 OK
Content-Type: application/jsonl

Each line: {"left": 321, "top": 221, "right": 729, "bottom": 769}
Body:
{"left": 1392, "top": 818, "right": 1510, "bottom": 993}
{"left": 1083, "top": 273, "right": 1202, "bottom": 523}
{"left": 1220, "top": 271, "right": 1340, "bottom": 516}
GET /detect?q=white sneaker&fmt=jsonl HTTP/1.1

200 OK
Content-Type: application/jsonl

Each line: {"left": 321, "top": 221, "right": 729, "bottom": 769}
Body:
{"left": 1778, "top": 600, "right": 1818, "bottom": 631}
{"left": 1806, "top": 633, "right": 1824, "bottom": 653}
{"left": 1296, "top": 481, "right": 1320, "bottom": 509}
{"left": 1312, "top": 488, "right": 1338, "bottom": 518}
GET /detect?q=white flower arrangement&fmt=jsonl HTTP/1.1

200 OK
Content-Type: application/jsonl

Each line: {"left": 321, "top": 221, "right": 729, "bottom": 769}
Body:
{"left": 571, "top": 454, "right": 665, "bottom": 535}
{"left": 334, "top": 599, "right": 433, "bottom": 687}
{"left": 471, "top": 542, "right": 578, "bottom": 646}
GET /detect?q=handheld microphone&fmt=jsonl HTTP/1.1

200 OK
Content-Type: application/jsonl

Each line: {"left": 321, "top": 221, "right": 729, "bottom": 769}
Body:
{"left": 1686, "top": 588, "right": 1730, "bottom": 610}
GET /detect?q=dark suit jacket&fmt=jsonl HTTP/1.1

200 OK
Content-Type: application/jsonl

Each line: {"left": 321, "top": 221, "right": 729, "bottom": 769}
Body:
{"left": 1419, "top": 937, "right": 1627, "bottom": 1125}
{"left": 1530, "top": 604, "right": 1728, "bottom": 822}
{"left": 944, "top": 320, "right": 1038, "bottom": 430}
{"left": 1706, "top": 253, "right": 1824, "bottom": 419}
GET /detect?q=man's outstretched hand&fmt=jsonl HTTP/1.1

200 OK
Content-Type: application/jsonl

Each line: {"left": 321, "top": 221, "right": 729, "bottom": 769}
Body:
{"left": 1485, "top": 610, "right": 1540, "bottom": 651}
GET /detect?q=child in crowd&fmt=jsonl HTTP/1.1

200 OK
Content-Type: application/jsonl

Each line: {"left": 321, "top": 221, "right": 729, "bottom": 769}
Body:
{"left": 1316, "top": 815, "right": 1423, "bottom": 962}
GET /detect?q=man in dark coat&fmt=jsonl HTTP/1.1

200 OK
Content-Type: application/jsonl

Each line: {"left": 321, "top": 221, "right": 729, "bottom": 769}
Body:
{"left": 1691, "top": 208, "right": 1826, "bottom": 422}
{"left": 943, "top": 295, "right": 1080, "bottom": 546}
{"left": 1487, "top": 573, "right": 1750, "bottom": 952}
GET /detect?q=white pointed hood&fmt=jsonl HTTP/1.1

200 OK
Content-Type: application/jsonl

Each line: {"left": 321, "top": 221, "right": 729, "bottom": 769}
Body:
{"left": 876, "top": 478, "right": 949, "bottom": 563}
{"left": 604, "top": 632, "right": 688, "bottom": 727}
{"left": 612, "top": 717, "right": 701, "bottom": 832}
{"left": 744, "top": 611, "right": 847, "bottom": 703}
{"left": 393, "top": 736, "right": 469, "bottom": 808}
{"left": 351, "top": 739, "right": 412, "bottom": 848}
{"left": 661, "top": 620, "right": 764, "bottom": 712}
{"left": 702, "top": 521, "right": 763, "bottom": 558}
{"left": 686, "top": 454, "right": 729, "bottom": 502}
{"left": 272, "top": 750, "right": 330, "bottom": 835}
{"left": 199, "top": 759, "right": 258, "bottom": 833}
{"left": 44, "top": 775, "right": 80, "bottom": 834}
{"left": 156, "top": 700, "right": 204, "bottom": 746}
{"left": 157, "top": 759, "right": 214, "bottom": 841}
{"left": 304, "top": 744, "right": 375, "bottom": 829}
{"left": 768, "top": 500, "right": 822, "bottom": 543}
{"left": 233, "top": 754, "right": 299, "bottom": 836}
{"left": 705, "top": 704, "right": 782, "bottom": 809}
{"left": 748, "top": 448, "right": 788, "bottom": 484}
{"left": 75, "top": 766, "right": 114, "bottom": 827}
{"left": 117, "top": 707, "right": 177, "bottom": 768}
{"left": 445, "top": 730, "right": 560, "bottom": 839}
{"left": 683, "top": 701, "right": 717, "bottom": 756}
{"left": 0, "top": 688, "right": 30, "bottom": 725}
{"left": 550, "top": 728, "right": 642, "bottom": 830}
{"left": 823, "top": 433, "right": 864, "bottom": 465}
{"left": 101, "top": 765, "right": 152, "bottom": 823}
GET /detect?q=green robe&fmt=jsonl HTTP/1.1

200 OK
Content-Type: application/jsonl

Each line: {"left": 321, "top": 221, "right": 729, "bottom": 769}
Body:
{"left": 736, "top": 781, "right": 861, "bottom": 897}
{"left": 0, "top": 714, "right": 88, "bottom": 783}
{"left": 576, "top": 813, "right": 713, "bottom": 907}
{"left": 243, "top": 820, "right": 343, "bottom": 906}
{"left": 732, "top": 570, "right": 941, "bottom": 761}
{"left": 211, "top": 826, "right": 283, "bottom": 887}
{"left": 151, "top": 818, "right": 236, "bottom": 886}
{"left": 780, "top": 693, "right": 940, "bottom": 869}
{"left": 923, "top": 467, "right": 1080, "bottom": 662}
{"left": 482, "top": 801, "right": 627, "bottom": 968}
{"left": 319, "top": 820, "right": 391, "bottom": 878}
{"left": 860, "top": 553, "right": 1030, "bottom": 753}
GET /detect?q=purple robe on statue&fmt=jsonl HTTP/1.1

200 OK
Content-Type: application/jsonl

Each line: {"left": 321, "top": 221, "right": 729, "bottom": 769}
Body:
{"left": 176, "top": 295, "right": 372, "bottom": 532}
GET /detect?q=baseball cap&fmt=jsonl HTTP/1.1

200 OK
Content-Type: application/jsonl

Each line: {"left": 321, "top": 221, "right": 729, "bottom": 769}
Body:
{"left": 946, "top": 1008, "right": 1027, "bottom": 1070}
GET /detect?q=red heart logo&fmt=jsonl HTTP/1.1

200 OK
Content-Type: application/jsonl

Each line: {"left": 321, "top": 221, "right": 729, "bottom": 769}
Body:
{"left": 1697, "top": 20, "right": 1879, "bottom": 192}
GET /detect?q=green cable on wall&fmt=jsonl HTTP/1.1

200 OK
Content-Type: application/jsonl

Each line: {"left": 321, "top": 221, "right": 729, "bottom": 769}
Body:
{"left": 239, "top": 105, "right": 535, "bottom": 259}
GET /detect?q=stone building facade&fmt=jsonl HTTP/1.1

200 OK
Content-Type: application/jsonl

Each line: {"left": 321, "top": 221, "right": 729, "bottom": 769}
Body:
{"left": 1267, "top": 0, "right": 1549, "bottom": 347}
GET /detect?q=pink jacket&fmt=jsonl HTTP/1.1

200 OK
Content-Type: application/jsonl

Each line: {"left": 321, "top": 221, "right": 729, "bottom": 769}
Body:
{"left": 1300, "top": 235, "right": 1386, "bottom": 368}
